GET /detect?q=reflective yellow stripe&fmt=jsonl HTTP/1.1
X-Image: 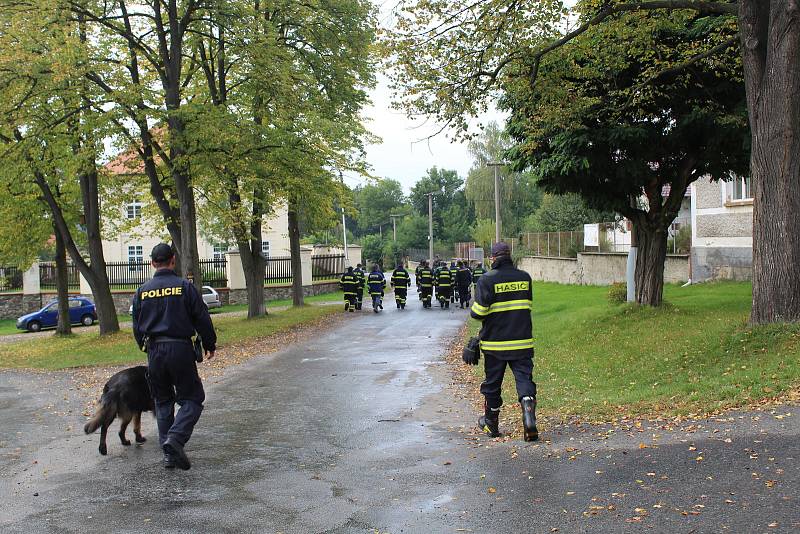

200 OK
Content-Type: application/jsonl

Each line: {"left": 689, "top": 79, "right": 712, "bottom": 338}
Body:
{"left": 487, "top": 299, "right": 533, "bottom": 314}
{"left": 471, "top": 301, "right": 490, "bottom": 316}
{"left": 480, "top": 338, "right": 534, "bottom": 351}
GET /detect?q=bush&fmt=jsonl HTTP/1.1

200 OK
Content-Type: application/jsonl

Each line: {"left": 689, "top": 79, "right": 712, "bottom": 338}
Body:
{"left": 608, "top": 282, "right": 627, "bottom": 304}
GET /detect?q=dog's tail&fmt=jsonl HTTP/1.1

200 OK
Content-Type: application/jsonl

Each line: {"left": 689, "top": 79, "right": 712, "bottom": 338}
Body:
{"left": 84, "top": 392, "right": 117, "bottom": 434}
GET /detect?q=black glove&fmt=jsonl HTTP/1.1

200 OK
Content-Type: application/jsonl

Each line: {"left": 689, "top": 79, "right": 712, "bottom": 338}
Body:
{"left": 462, "top": 336, "right": 480, "bottom": 365}
{"left": 193, "top": 336, "right": 204, "bottom": 363}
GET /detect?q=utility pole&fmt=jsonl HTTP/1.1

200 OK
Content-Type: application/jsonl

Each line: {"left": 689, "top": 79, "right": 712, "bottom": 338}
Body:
{"left": 427, "top": 192, "right": 434, "bottom": 265}
{"left": 487, "top": 162, "right": 505, "bottom": 244}
{"left": 389, "top": 214, "right": 402, "bottom": 241}
{"left": 341, "top": 206, "right": 348, "bottom": 263}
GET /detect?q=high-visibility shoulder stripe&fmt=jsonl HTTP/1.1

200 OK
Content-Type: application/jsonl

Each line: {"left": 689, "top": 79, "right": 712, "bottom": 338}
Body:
{"left": 480, "top": 338, "right": 534, "bottom": 351}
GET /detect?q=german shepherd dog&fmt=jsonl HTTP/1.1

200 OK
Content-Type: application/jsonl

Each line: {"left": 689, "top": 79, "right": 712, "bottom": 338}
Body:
{"left": 84, "top": 366, "right": 154, "bottom": 455}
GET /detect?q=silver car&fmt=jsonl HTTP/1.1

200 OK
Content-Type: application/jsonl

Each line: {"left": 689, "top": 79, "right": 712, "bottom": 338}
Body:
{"left": 129, "top": 285, "right": 222, "bottom": 314}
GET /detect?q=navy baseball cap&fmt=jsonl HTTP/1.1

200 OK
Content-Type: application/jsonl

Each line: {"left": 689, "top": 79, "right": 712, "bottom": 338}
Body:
{"left": 151, "top": 243, "right": 175, "bottom": 262}
{"left": 491, "top": 242, "right": 511, "bottom": 257}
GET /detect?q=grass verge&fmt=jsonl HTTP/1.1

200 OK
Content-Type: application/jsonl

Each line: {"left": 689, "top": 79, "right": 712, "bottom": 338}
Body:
{"left": 468, "top": 281, "right": 800, "bottom": 420}
{"left": 0, "top": 304, "right": 339, "bottom": 370}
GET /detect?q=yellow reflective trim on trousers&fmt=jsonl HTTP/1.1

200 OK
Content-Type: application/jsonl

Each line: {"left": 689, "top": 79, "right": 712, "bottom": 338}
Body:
{"left": 471, "top": 301, "right": 490, "bottom": 316}
{"left": 480, "top": 338, "right": 534, "bottom": 350}
{"left": 487, "top": 299, "right": 533, "bottom": 314}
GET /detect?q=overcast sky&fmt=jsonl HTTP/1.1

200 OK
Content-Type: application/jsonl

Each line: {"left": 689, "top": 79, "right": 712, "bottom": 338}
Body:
{"left": 347, "top": 1, "right": 507, "bottom": 194}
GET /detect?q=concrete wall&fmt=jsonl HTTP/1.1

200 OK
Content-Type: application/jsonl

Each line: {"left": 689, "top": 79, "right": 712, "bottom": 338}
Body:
{"left": 518, "top": 256, "right": 581, "bottom": 285}
{"left": 691, "top": 247, "right": 752, "bottom": 282}
{"left": 519, "top": 253, "right": 689, "bottom": 286}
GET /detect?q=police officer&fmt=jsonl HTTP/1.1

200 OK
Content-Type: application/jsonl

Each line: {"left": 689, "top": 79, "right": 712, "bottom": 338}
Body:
{"left": 455, "top": 260, "right": 473, "bottom": 308}
{"left": 470, "top": 242, "right": 538, "bottom": 442}
{"left": 367, "top": 263, "right": 386, "bottom": 313}
{"left": 390, "top": 261, "right": 411, "bottom": 310}
{"left": 417, "top": 260, "right": 434, "bottom": 308}
{"left": 353, "top": 263, "right": 366, "bottom": 310}
{"left": 339, "top": 266, "right": 358, "bottom": 312}
{"left": 434, "top": 261, "right": 452, "bottom": 309}
{"left": 132, "top": 244, "right": 217, "bottom": 469}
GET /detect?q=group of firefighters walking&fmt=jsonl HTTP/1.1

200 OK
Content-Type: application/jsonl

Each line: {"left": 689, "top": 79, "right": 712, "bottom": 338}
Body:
{"left": 339, "top": 260, "right": 486, "bottom": 312}
{"left": 339, "top": 243, "right": 538, "bottom": 443}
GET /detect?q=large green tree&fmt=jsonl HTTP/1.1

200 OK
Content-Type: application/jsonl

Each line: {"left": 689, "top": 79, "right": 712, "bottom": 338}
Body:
{"left": 504, "top": 8, "right": 748, "bottom": 305}
{"left": 354, "top": 179, "right": 407, "bottom": 235}
{"left": 409, "top": 167, "right": 464, "bottom": 243}
{"left": 388, "top": 0, "right": 800, "bottom": 324}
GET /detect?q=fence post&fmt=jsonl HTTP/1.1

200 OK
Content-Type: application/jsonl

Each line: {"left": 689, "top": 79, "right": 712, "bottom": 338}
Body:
{"left": 300, "top": 246, "right": 313, "bottom": 288}
{"left": 23, "top": 263, "right": 40, "bottom": 294}
{"left": 226, "top": 251, "right": 246, "bottom": 290}
{"left": 558, "top": 232, "right": 562, "bottom": 257}
{"left": 537, "top": 233, "right": 540, "bottom": 256}
{"left": 346, "top": 244, "right": 362, "bottom": 268}
{"left": 79, "top": 272, "right": 91, "bottom": 296}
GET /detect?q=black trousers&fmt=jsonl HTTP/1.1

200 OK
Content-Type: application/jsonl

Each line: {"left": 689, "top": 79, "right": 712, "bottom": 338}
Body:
{"left": 480, "top": 351, "right": 537, "bottom": 410}
{"left": 147, "top": 342, "right": 205, "bottom": 447}
{"left": 395, "top": 287, "right": 407, "bottom": 304}
{"left": 355, "top": 288, "right": 364, "bottom": 309}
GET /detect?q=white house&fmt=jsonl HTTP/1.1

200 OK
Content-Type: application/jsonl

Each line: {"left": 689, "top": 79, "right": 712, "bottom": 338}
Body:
{"left": 690, "top": 175, "right": 753, "bottom": 281}
{"left": 101, "top": 150, "right": 291, "bottom": 264}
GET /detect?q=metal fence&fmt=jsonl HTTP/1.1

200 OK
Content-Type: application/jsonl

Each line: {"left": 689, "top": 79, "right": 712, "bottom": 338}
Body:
{"left": 264, "top": 256, "right": 292, "bottom": 285}
{"left": 39, "top": 262, "right": 80, "bottom": 291}
{"left": 0, "top": 266, "right": 23, "bottom": 292}
{"left": 517, "top": 231, "right": 587, "bottom": 258}
{"left": 199, "top": 258, "right": 227, "bottom": 288}
{"left": 312, "top": 254, "right": 345, "bottom": 281}
{"left": 106, "top": 261, "right": 152, "bottom": 289}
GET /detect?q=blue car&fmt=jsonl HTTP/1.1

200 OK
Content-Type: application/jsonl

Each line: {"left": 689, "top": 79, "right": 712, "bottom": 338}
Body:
{"left": 16, "top": 298, "right": 97, "bottom": 333}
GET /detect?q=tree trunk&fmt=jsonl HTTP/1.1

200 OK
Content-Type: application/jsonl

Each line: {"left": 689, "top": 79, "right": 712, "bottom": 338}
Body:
{"left": 79, "top": 167, "right": 120, "bottom": 334}
{"left": 632, "top": 217, "right": 668, "bottom": 307}
{"left": 740, "top": 0, "right": 800, "bottom": 324}
{"left": 54, "top": 226, "right": 72, "bottom": 337}
{"left": 239, "top": 242, "right": 267, "bottom": 318}
{"left": 288, "top": 201, "right": 304, "bottom": 307}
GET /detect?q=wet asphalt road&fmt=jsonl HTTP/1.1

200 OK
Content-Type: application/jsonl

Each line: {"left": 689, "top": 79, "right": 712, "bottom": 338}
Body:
{"left": 0, "top": 291, "right": 798, "bottom": 533}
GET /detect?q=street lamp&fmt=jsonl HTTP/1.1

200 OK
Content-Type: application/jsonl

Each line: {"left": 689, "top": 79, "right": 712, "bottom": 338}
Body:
{"left": 487, "top": 162, "right": 506, "bottom": 244}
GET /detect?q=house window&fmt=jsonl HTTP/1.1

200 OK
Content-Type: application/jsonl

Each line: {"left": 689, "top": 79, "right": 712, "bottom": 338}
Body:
{"left": 126, "top": 199, "right": 143, "bottom": 219}
{"left": 727, "top": 175, "right": 753, "bottom": 202}
{"left": 128, "top": 245, "right": 144, "bottom": 272}
{"left": 213, "top": 244, "right": 229, "bottom": 261}
{"left": 261, "top": 240, "right": 270, "bottom": 258}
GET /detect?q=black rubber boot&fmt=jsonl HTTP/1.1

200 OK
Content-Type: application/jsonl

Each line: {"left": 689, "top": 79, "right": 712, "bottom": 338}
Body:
{"left": 478, "top": 405, "right": 501, "bottom": 437}
{"left": 163, "top": 438, "right": 191, "bottom": 470}
{"left": 521, "top": 396, "right": 539, "bottom": 442}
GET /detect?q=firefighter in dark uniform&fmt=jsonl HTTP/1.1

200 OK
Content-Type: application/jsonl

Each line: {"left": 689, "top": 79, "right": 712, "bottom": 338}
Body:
{"left": 455, "top": 260, "right": 473, "bottom": 308}
{"left": 390, "top": 261, "right": 411, "bottom": 309}
{"left": 472, "top": 261, "right": 486, "bottom": 294}
{"left": 470, "top": 242, "right": 538, "bottom": 441}
{"left": 434, "top": 261, "right": 452, "bottom": 309}
{"left": 353, "top": 263, "right": 366, "bottom": 310}
{"left": 367, "top": 263, "right": 386, "bottom": 312}
{"left": 132, "top": 244, "right": 217, "bottom": 469}
{"left": 417, "top": 260, "right": 434, "bottom": 308}
{"left": 339, "top": 266, "right": 358, "bottom": 312}
{"left": 449, "top": 262, "right": 459, "bottom": 303}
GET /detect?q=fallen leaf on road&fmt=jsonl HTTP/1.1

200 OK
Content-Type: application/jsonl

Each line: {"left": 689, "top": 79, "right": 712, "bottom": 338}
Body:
{"left": 488, "top": 487, "right": 496, "bottom": 494}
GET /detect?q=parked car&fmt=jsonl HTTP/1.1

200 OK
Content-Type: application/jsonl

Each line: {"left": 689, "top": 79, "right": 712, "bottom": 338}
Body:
{"left": 128, "top": 285, "right": 222, "bottom": 315}
{"left": 16, "top": 298, "right": 97, "bottom": 332}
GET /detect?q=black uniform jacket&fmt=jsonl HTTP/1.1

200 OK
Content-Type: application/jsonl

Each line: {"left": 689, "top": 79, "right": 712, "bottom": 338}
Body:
{"left": 340, "top": 271, "right": 358, "bottom": 294}
{"left": 455, "top": 267, "right": 473, "bottom": 287}
{"left": 417, "top": 267, "right": 433, "bottom": 288}
{"left": 391, "top": 268, "right": 410, "bottom": 288}
{"left": 470, "top": 257, "right": 533, "bottom": 360}
{"left": 132, "top": 269, "right": 217, "bottom": 352}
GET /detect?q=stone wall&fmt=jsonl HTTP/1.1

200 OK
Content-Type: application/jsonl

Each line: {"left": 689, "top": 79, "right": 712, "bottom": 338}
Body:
{"left": 228, "top": 282, "right": 339, "bottom": 306}
{"left": 519, "top": 253, "right": 689, "bottom": 286}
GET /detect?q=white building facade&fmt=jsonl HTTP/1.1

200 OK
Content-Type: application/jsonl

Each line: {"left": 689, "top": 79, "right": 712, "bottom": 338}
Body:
{"left": 690, "top": 175, "right": 753, "bottom": 281}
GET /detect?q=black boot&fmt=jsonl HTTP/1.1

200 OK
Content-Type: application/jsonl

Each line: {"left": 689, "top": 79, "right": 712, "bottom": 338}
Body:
{"left": 478, "top": 405, "right": 501, "bottom": 437}
{"left": 163, "top": 438, "right": 191, "bottom": 470}
{"left": 521, "top": 396, "right": 539, "bottom": 442}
